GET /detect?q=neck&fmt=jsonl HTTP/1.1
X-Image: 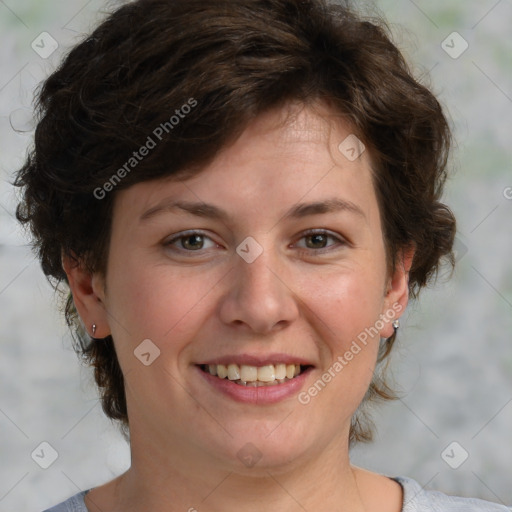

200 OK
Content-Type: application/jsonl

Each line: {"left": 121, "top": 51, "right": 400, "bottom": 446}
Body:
{"left": 110, "top": 426, "right": 369, "bottom": 512}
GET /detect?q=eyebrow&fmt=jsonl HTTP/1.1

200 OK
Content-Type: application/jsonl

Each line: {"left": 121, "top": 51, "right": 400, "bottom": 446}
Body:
{"left": 139, "top": 197, "right": 366, "bottom": 223}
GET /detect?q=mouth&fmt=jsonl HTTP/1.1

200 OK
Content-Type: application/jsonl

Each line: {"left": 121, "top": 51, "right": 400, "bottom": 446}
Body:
{"left": 197, "top": 363, "right": 313, "bottom": 387}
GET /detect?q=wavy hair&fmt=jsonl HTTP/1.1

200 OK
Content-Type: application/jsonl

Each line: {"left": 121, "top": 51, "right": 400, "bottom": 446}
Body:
{"left": 14, "top": 0, "right": 456, "bottom": 444}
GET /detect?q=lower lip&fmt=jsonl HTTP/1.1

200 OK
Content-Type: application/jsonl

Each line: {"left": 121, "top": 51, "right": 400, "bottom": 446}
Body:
{"left": 195, "top": 365, "right": 313, "bottom": 404}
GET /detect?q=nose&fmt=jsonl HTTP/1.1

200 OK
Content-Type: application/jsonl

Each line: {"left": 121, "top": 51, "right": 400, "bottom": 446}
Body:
{"left": 218, "top": 242, "right": 300, "bottom": 334}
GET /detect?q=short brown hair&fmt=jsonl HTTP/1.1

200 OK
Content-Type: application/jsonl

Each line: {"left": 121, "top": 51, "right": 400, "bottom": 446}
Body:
{"left": 14, "top": 0, "right": 456, "bottom": 444}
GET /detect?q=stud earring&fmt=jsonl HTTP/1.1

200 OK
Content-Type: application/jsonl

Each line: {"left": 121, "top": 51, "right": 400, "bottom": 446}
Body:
{"left": 92, "top": 324, "right": 97, "bottom": 336}
{"left": 392, "top": 319, "right": 400, "bottom": 331}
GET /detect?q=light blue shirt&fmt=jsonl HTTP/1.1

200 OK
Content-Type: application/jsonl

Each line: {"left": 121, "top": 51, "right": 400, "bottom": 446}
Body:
{"left": 42, "top": 476, "right": 512, "bottom": 511}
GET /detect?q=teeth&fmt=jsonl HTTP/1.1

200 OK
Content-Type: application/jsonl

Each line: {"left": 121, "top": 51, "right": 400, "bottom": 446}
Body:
{"left": 257, "top": 365, "right": 275, "bottom": 382}
{"left": 227, "top": 364, "right": 241, "bottom": 380}
{"left": 275, "top": 363, "right": 286, "bottom": 380}
{"left": 217, "top": 364, "right": 228, "bottom": 379}
{"left": 240, "top": 365, "right": 258, "bottom": 382}
{"left": 205, "top": 363, "right": 305, "bottom": 384}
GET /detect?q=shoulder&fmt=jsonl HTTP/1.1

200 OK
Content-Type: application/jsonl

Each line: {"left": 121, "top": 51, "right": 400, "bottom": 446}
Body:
{"left": 395, "top": 476, "right": 512, "bottom": 512}
{"left": 42, "top": 489, "right": 90, "bottom": 512}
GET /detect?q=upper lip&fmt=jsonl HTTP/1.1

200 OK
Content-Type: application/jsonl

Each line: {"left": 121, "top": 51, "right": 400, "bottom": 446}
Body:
{"left": 196, "top": 353, "right": 315, "bottom": 367}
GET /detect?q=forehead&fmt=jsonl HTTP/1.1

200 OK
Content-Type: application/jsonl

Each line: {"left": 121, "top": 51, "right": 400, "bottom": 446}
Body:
{"left": 113, "top": 101, "right": 378, "bottom": 228}
{"left": 232, "top": 100, "right": 362, "bottom": 158}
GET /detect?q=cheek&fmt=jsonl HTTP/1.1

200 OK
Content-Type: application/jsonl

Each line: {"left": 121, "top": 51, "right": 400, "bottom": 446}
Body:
{"left": 301, "top": 265, "right": 386, "bottom": 345}
{"left": 105, "top": 254, "right": 224, "bottom": 353}
{"left": 297, "top": 264, "right": 385, "bottom": 406}
{"left": 300, "top": 274, "right": 384, "bottom": 410}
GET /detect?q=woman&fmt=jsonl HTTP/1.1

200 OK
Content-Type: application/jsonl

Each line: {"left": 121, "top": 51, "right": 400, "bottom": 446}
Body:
{"left": 14, "top": 0, "right": 511, "bottom": 510}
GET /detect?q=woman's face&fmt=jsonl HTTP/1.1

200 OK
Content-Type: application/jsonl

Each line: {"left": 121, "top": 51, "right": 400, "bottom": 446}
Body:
{"left": 93, "top": 101, "right": 409, "bottom": 472}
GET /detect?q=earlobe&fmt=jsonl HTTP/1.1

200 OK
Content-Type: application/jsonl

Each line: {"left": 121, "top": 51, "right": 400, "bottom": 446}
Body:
{"left": 380, "top": 246, "right": 415, "bottom": 338}
{"left": 61, "top": 251, "right": 110, "bottom": 338}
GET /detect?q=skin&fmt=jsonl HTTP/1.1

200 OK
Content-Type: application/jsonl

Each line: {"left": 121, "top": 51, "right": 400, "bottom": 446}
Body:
{"left": 63, "top": 100, "right": 414, "bottom": 512}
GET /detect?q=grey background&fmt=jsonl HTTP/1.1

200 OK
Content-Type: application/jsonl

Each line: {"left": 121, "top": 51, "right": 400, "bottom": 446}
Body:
{"left": 1, "top": 1, "right": 511, "bottom": 511}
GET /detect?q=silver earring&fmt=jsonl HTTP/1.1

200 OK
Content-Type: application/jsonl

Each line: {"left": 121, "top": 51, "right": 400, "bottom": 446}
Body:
{"left": 92, "top": 324, "right": 97, "bottom": 336}
{"left": 392, "top": 319, "right": 400, "bottom": 331}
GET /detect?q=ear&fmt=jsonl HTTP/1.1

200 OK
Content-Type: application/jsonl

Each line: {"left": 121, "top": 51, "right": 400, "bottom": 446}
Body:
{"left": 379, "top": 245, "right": 415, "bottom": 338}
{"left": 61, "top": 251, "right": 110, "bottom": 338}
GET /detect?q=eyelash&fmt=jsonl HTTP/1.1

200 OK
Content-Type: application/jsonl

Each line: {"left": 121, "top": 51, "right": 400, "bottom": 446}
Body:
{"left": 163, "top": 229, "right": 347, "bottom": 256}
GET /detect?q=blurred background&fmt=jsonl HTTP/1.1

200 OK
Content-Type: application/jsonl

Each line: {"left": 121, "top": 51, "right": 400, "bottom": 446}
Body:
{"left": 0, "top": 0, "right": 511, "bottom": 510}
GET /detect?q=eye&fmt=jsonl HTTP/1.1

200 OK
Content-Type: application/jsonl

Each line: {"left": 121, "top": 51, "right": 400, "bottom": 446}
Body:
{"left": 164, "top": 231, "right": 218, "bottom": 252}
{"left": 163, "top": 229, "right": 347, "bottom": 256}
{"left": 294, "top": 230, "right": 347, "bottom": 253}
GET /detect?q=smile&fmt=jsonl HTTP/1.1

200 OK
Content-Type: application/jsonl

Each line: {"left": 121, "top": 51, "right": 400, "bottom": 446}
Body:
{"left": 199, "top": 363, "right": 308, "bottom": 386}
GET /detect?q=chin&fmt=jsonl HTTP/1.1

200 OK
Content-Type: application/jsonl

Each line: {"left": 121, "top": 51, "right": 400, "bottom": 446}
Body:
{"left": 207, "top": 424, "right": 315, "bottom": 474}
